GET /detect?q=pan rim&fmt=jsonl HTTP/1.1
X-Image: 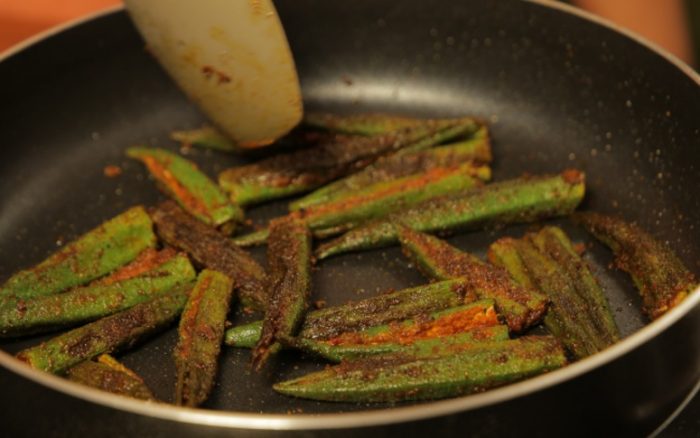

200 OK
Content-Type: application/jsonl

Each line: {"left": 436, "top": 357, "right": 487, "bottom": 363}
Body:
{"left": 0, "top": 0, "right": 698, "bottom": 430}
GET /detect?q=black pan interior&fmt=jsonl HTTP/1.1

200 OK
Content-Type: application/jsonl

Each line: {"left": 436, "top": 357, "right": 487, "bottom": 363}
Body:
{"left": 0, "top": 0, "right": 698, "bottom": 415}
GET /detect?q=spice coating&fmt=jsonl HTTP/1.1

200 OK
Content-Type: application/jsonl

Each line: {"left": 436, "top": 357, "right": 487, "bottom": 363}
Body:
{"left": 67, "top": 354, "right": 155, "bottom": 400}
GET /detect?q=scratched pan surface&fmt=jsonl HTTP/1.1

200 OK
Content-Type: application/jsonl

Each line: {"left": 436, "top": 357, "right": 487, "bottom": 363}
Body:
{"left": 0, "top": 1, "right": 699, "bottom": 437}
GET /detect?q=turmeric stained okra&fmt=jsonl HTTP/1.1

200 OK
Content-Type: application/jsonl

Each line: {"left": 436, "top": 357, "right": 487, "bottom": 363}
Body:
{"left": 0, "top": 206, "right": 156, "bottom": 300}
{"left": 575, "top": 212, "right": 698, "bottom": 319}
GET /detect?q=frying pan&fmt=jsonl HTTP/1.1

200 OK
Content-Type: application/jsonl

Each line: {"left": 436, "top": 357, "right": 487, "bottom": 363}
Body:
{"left": 0, "top": 0, "right": 698, "bottom": 436}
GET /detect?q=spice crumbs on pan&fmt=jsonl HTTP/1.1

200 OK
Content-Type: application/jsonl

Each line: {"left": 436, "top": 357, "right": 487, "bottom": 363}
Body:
{"left": 103, "top": 165, "right": 122, "bottom": 178}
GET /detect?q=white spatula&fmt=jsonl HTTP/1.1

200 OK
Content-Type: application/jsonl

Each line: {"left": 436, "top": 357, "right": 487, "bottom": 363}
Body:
{"left": 124, "top": 0, "right": 303, "bottom": 148}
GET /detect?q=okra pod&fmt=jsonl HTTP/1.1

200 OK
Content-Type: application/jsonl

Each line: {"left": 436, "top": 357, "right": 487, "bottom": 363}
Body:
{"left": 0, "top": 206, "right": 156, "bottom": 300}
{"left": 575, "top": 212, "right": 698, "bottom": 319}
{"left": 273, "top": 336, "right": 567, "bottom": 402}
{"left": 67, "top": 354, "right": 155, "bottom": 400}
{"left": 225, "top": 279, "right": 472, "bottom": 346}
{"left": 303, "top": 113, "right": 479, "bottom": 137}
{"left": 397, "top": 226, "right": 548, "bottom": 333}
{"left": 488, "top": 229, "right": 618, "bottom": 359}
{"left": 175, "top": 269, "right": 234, "bottom": 407}
{"left": 316, "top": 170, "right": 586, "bottom": 259}
{"left": 149, "top": 201, "right": 268, "bottom": 311}
{"left": 171, "top": 126, "right": 237, "bottom": 152}
{"left": 127, "top": 147, "right": 243, "bottom": 230}
{"left": 0, "top": 249, "right": 195, "bottom": 337}
{"left": 16, "top": 284, "right": 192, "bottom": 375}
{"left": 290, "top": 126, "right": 491, "bottom": 211}
{"left": 218, "top": 120, "right": 474, "bottom": 206}
{"left": 252, "top": 217, "right": 312, "bottom": 369}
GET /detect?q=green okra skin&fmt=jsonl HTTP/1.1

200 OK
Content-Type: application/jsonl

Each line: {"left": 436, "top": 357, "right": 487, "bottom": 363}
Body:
{"left": 171, "top": 126, "right": 238, "bottom": 152}
{"left": 574, "top": 212, "right": 698, "bottom": 320}
{"left": 397, "top": 226, "right": 548, "bottom": 333}
{"left": 0, "top": 206, "right": 157, "bottom": 300}
{"left": 290, "top": 126, "right": 491, "bottom": 211}
{"left": 127, "top": 147, "right": 243, "bottom": 229}
{"left": 16, "top": 284, "right": 192, "bottom": 375}
{"left": 149, "top": 201, "right": 268, "bottom": 311}
{"left": 218, "top": 120, "right": 474, "bottom": 207}
{"left": 175, "top": 270, "right": 234, "bottom": 407}
{"left": 303, "top": 113, "right": 480, "bottom": 137}
{"left": 316, "top": 170, "right": 586, "bottom": 260}
{"left": 252, "top": 217, "right": 312, "bottom": 369}
{"left": 273, "top": 336, "right": 567, "bottom": 402}
{"left": 0, "top": 251, "right": 195, "bottom": 338}
{"left": 529, "top": 227, "right": 620, "bottom": 343}
{"left": 224, "top": 279, "right": 472, "bottom": 346}
{"left": 488, "top": 236, "right": 611, "bottom": 359}
{"left": 66, "top": 354, "right": 155, "bottom": 400}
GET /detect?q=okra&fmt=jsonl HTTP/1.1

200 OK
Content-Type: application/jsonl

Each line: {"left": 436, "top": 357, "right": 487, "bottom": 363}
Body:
{"left": 171, "top": 126, "right": 237, "bottom": 152}
{"left": 149, "top": 201, "right": 268, "bottom": 311}
{"left": 252, "top": 217, "right": 311, "bottom": 369}
{"left": 273, "top": 336, "right": 567, "bottom": 402}
{"left": 303, "top": 113, "right": 479, "bottom": 137}
{"left": 0, "top": 249, "right": 195, "bottom": 338}
{"left": 290, "top": 126, "right": 491, "bottom": 211}
{"left": 316, "top": 170, "right": 586, "bottom": 259}
{"left": 575, "top": 212, "right": 698, "bottom": 319}
{"left": 295, "top": 302, "right": 508, "bottom": 362}
{"left": 127, "top": 147, "right": 243, "bottom": 230}
{"left": 16, "top": 284, "right": 192, "bottom": 374}
{"left": 488, "top": 229, "right": 618, "bottom": 359}
{"left": 218, "top": 120, "right": 475, "bottom": 206}
{"left": 225, "top": 279, "right": 472, "bottom": 346}
{"left": 0, "top": 206, "right": 156, "bottom": 300}
{"left": 67, "top": 354, "right": 155, "bottom": 400}
{"left": 397, "top": 226, "right": 548, "bottom": 333}
{"left": 175, "top": 270, "right": 234, "bottom": 407}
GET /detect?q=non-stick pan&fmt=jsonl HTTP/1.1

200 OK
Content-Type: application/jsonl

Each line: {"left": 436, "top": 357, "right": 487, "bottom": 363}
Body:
{"left": 0, "top": 1, "right": 698, "bottom": 436}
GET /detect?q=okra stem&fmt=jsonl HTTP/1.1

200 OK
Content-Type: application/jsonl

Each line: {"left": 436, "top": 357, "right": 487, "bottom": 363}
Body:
{"left": 175, "top": 270, "right": 234, "bottom": 407}
{"left": 397, "top": 226, "right": 548, "bottom": 333}
{"left": 149, "top": 201, "right": 268, "bottom": 311}
{"left": 273, "top": 336, "right": 567, "bottom": 402}
{"left": 0, "top": 250, "right": 195, "bottom": 338}
{"left": 252, "top": 217, "right": 312, "bottom": 370}
{"left": 171, "top": 126, "right": 237, "bottom": 152}
{"left": 316, "top": 170, "right": 586, "bottom": 259}
{"left": 127, "top": 147, "right": 243, "bottom": 230}
{"left": 0, "top": 206, "right": 156, "bottom": 300}
{"left": 16, "top": 284, "right": 192, "bottom": 375}
{"left": 574, "top": 212, "right": 698, "bottom": 319}
{"left": 66, "top": 354, "right": 155, "bottom": 400}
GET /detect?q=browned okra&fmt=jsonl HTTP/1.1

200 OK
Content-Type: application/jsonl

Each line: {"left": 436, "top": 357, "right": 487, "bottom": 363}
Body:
{"left": 66, "top": 354, "right": 155, "bottom": 400}
{"left": 575, "top": 212, "right": 698, "bottom": 319}
{"left": 0, "top": 206, "right": 156, "bottom": 300}
{"left": 273, "top": 336, "right": 567, "bottom": 402}
{"left": 397, "top": 226, "right": 548, "bottom": 333}
{"left": 252, "top": 217, "right": 311, "bottom": 369}
{"left": 148, "top": 201, "right": 268, "bottom": 311}
{"left": 174, "top": 270, "right": 234, "bottom": 407}
{"left": 16, "top": 284, "right": 192, "bottom": 375}
{"left": 218, "top": 120, "right": 475, "bottom": 206}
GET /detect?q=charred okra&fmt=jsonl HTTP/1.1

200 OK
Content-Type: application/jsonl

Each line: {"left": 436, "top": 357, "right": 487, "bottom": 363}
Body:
{"left": 303, "top": 113, "right": 479, "bottom": 137}
{"left": 397, "top": 226, "right": 548, "bottom": 333}
{"left": 316, "top": 170, "right": 586, "bottom": 259}
{"left": 488, "top": 227, "right": 619, "bottom": 359}
{"left": 225, "top": 279, "right": 473, "bottom": 345}
{"left": 291, "top": 126, "right": 491, "bottom": 211}
{"left": 0, "top": 249, "right": 195, "bottom": 338}
{"left": 218, "top": 120, "right": 475, "bottom": 206}
{"left": 273, "top": 336, "right": 567, "bottom": 402}
{"left": 252, "top": 217, "right": 312, "bottom": 369}
{"left": 174, "top": 270, "right": 234, "bottom": 407}
{"left": 67, "top": 354, "right": 155, "bottom": 400}
{"left": 149, "top": 201, "right": 268, "bottom": 311}
{"left": 575, "top": 212, "right": 698, "bottom": 319}
{"left": 127, "top": 147, "right": 243, "bottom": 231}
{"left": 0, "top": 206, "right": 156, "bottom": 300}
{"left": 16, "top": 284, "right": 192, "bottom": 374}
